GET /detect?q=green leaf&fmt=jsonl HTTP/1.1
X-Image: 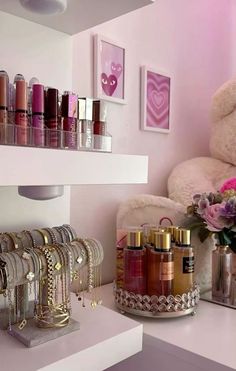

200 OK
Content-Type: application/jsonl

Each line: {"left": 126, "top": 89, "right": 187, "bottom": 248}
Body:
{"left": 198, "top": 227, "right": 211, "bottom": 243}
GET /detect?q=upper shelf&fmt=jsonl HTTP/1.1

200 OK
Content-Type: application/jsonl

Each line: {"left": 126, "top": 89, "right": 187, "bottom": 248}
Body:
{"left": 0, "top": 0, "right": 155, "bottom": 35}
{"left": 1, "top": 146, "right": 148, "bottom": 186}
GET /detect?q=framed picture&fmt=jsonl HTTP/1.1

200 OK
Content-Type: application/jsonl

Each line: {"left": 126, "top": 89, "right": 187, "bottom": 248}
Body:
{"left": 94, "top": 34, "right": 126, "bottom": 104}
{"left": 141, "top": 66, "right": 171, "bottom": 133}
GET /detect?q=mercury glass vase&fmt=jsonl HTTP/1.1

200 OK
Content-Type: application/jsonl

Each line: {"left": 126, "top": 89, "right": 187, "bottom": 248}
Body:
{"left": 212, "top": 245, "right": 232, "bottom": 298}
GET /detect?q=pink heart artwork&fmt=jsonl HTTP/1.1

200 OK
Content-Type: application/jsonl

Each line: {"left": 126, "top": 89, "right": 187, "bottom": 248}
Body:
{"left": 101, "top": 73, "right": 118, "bottom": 96}
{"left": 146, "top": 71, "right": 170, "bottom": 129}
{"left": 111, "top": 62, "right": 123, "bottom": 79}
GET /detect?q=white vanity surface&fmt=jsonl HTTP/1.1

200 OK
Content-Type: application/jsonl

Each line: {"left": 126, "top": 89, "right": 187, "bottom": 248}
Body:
{"left": 101, "top": 283, "right": 236, "bottom": 371}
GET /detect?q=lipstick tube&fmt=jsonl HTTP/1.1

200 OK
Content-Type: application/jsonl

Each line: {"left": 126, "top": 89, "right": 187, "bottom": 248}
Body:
{"left": 0, "top": 71, "right": 9, "bottom": 144}
{"left": 32, "top": 84, "right": 45, "bottom": 147}
{"left": 93, "top": 100, "right": 107, "bottom": 136}
{"left": 15, "top": 80, "right": 28, "bottom": 145}
{"left": 45, "top": 88, "right": 59, "bottom": 148}
{"left": 61, "top": 92, "right": 77, "bottom": 149}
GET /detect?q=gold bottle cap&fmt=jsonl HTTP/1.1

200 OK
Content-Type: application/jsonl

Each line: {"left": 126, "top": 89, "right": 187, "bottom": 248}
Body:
{"left": 177, "top": 228, "right": 191, "bottom": 246}
{"left": 154, "top": 232, "right": 171, "bottom": 251}
{"left": 127, "top": 230, "right": 141, "bottom": 248}
{"left": 149, "top": 228, "right": 159, "bottom": 244}
{"left": 166, "top": 226, "right": 179, "bottom": 241}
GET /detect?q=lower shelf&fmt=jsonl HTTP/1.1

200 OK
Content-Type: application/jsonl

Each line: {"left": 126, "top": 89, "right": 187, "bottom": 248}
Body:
{"left": 0, "top": 294, "right": 142, "bottom": 371}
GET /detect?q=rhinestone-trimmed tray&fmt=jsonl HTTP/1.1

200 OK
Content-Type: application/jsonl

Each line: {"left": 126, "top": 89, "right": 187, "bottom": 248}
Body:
{"left": 114, "top": 284, "right": 200, "bottom": 318}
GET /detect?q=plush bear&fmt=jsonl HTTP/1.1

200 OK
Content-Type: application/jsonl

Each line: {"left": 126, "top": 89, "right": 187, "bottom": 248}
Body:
{"left": 117, "top": 79, "right": 236, "bottom": 293}
{"left": 168, "top": 79, "right": 236, "bottom": 206}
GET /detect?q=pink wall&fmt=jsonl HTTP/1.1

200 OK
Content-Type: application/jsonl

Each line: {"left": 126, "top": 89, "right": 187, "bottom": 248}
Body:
{"left": 71, "top": 0, "right": 232, "bottom": 283}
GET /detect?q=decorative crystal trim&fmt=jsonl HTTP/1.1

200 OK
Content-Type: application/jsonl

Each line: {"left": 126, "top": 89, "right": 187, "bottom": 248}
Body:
{"left": 114, "top": 284, "right": 200, "bottom": 315}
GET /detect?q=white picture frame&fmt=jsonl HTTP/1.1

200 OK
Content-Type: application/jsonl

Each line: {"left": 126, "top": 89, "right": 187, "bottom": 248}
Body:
{"left": 141, "top": 66, "right": 171, "bottom": 133}
{"left": 94, "top": 34, "right": 126, "bottom": 104}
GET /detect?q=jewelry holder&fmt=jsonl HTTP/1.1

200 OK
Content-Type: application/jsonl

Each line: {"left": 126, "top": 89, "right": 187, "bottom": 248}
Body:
{"left": 0, "top": 224, "right": 77, "bottom": 328}
{"left": 0, "top": 235, "right": 104, "bottom": 347}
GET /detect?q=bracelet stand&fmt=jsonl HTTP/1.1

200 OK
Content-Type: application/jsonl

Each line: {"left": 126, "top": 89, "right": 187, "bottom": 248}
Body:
{"left": 0, "top": 224, "right": 77, "bottom": 327}
{"left": 0, "top": 230, "right": 104, "bottom": 348}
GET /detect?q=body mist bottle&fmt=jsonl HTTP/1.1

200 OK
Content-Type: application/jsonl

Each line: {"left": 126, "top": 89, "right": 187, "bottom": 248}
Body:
{"left": 147, "top": 232, "right": 173, "bottom": 296}
{"left": 173, "top": 229, "right": 194, "bottom": 295}
{"left": 124, "top": 230, "right": 146, "bottom": 295}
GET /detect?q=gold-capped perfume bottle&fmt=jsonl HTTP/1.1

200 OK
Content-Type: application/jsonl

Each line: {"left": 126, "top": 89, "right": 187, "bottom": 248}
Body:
{"left": 173, "top": 229, "right": 194, "bottom": 295}
{"left": 124, "top": 230, "right": 146, "bottom": 295}
{"left": 147, "top": 232, "right": 174, "bottom": 296}
{"left": 166, "top": 226, "right": 179, "bottom": 248}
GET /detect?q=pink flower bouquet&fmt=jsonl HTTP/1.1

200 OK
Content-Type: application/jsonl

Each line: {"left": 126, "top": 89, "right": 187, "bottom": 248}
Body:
{"left": 187, "top": 178, "right": 236, "bottom": 252}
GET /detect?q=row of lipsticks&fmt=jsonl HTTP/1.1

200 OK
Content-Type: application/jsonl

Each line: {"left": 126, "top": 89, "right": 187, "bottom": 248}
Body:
{"left": 120, "top": 226, "right": 194, "bottom": 297}
{"left": 0, "top": 70, "right": 108, "bottom": 149}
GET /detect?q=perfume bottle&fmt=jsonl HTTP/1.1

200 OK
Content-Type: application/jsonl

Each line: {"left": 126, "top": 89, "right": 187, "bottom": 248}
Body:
{"left": 212, "top": 245, "right": 232, "bottom": 298}
{"left": 173, "top": 229, "right": 194, "bottom": 295}
{"left": 166, "top": 225, "right": 179, "bottom": 248}
{"left": 147, "top": 232, "right": 174, "bottom": 296}
{"left": 124, "top": 230, "right": 146, "bottom": 295}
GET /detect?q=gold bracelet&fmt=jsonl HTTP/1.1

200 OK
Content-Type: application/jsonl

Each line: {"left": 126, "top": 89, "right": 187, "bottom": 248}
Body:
{"left": 4, "top": 233, "right": 19, "bottom": 250}
{"left": 35, "top": 229, "right": 49, "bottom": 245}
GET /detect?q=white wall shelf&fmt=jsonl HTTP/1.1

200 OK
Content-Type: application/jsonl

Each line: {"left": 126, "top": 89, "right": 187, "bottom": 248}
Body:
{"left": 1, "top": 146, "right": 148, "bottom": 186}
{"left": 0, "top": 295, "right": 143, "bottom": 371}
{"left": 0, "top": 0, "right": 155, "bottom": 35}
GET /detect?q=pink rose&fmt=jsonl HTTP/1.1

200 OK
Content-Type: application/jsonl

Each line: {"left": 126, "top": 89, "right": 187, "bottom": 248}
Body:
{"left": 203, "top": 204, "right": 232, "bottom": 231}
{"left": 220, "top": 178, "right": 236, "bottom": 193}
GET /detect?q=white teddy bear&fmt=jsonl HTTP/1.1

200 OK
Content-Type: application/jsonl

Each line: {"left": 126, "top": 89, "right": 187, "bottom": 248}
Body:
{"left": 117, "top": 79, "right": 236, "bottom": 292}
{"left": 168, "top": 79, "right": 236, "bottom": 206}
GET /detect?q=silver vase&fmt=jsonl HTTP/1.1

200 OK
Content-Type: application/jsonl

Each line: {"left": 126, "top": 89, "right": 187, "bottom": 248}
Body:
{"left": 212, "top": 245, "right": 232, "bottom": 298}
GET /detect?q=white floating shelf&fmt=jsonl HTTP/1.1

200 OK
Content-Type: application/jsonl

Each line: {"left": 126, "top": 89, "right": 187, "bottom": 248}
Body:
{"left": 0, "top": 146, "right": 148, "bottom": 186}
{"left": 0, "top": 0, "right": 155, "bottom": 35}
{"left": 0, "top": 295, "right": 143, "bottom": 371}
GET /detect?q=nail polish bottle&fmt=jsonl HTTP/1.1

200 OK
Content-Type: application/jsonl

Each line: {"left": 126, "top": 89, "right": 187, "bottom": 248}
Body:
{"left": 147, "top": 232, "right": 173, "bottom": 296}
{"left": 173, "top": 229, "right": 194, "bottom": 295}
{"left": 124, "top": 230, "right": 146, "bottom": 295}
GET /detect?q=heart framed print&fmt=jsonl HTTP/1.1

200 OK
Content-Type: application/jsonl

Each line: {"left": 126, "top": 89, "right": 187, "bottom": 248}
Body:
{"left": 141, "top": 66, "right": 171, "bottom": 133}
{"left": 94, "top": 34, "right": 126, "bottom": 104}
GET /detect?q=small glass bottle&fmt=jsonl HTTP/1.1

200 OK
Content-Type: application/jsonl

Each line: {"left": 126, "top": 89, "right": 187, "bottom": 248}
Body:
{"left": 124, "top": 230, "right": 146, "bottom": 295}
{"left": 212, "top": 245, "right": 232, "bottom": 298}
{"left": 173, "top": 229, "right": 194, "bottom": 295}
{"left": 147, "top": 232, "right": 174, "bottom": 296}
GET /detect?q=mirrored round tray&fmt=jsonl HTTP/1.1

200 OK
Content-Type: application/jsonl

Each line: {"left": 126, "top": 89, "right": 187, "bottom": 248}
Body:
{"left": 114, "top": 284, "right": 200, "bottom": 318}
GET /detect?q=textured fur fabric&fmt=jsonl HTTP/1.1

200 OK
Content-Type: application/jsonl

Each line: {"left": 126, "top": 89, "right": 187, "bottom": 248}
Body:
{"left": 117, "top": 194, "right": 185, "bottom": 228}
{"left": 210, "top": 79, "right": 236, "bottom": 165}
{"left": 168, "top": 157, "right": 235, "bottom": 206}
